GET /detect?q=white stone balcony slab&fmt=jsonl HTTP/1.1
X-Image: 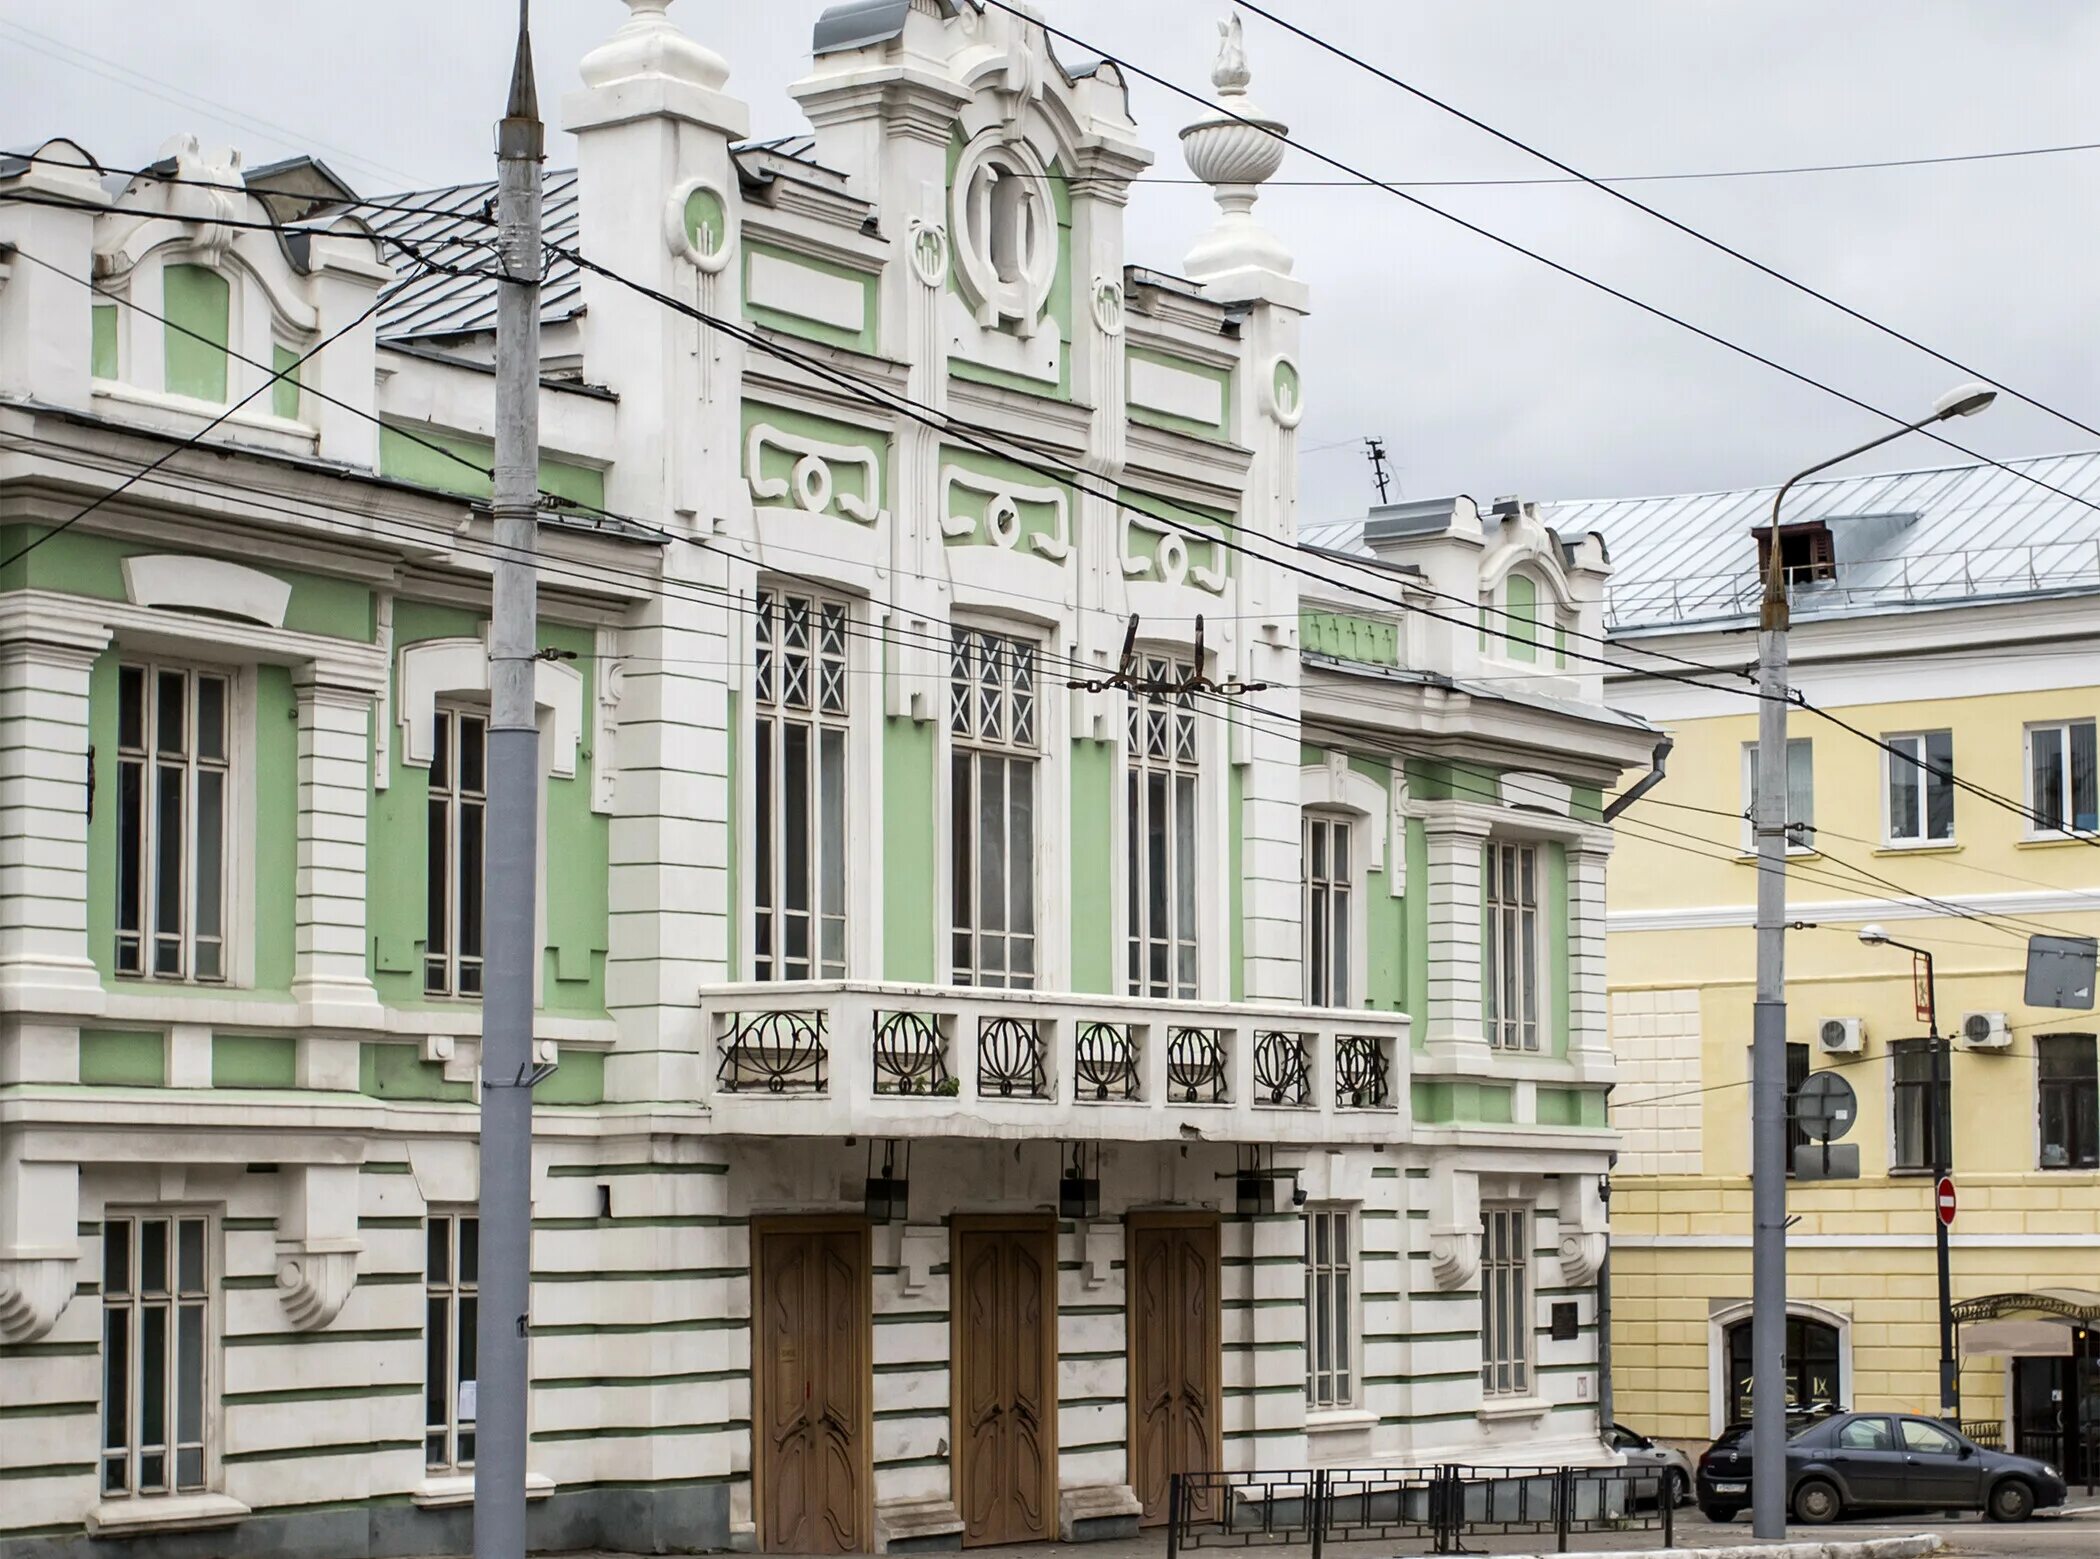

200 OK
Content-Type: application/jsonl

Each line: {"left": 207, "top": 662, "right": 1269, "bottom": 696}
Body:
{"left": 697, "top": 982, "right": 1412, "bottom": 1144}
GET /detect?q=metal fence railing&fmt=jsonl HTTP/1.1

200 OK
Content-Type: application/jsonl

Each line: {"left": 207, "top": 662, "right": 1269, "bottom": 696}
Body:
{"left": 1165, "top": 1464, "right": 1677, "bottom": 1558}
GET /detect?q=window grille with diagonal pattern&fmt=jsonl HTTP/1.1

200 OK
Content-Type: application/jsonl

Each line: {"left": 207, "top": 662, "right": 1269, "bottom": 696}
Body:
{"left": 950, "top": 627, "right": 1039, "bottom": 988}
{"left": 1127, "top": 657, "right": 1198, "bottom": 1000}
{"left": 754, "top": 590, "right": 850, "bottom": 981}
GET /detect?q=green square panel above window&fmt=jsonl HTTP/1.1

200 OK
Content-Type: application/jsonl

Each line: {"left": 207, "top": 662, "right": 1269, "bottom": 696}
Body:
{"left": 164, "top": 264, "right": 230, "bottom": 402}
{"left": 271, "top": 344, "right": 302, "bottom": 420}
{"left": 80, "top": 1030, "right": 166, "bottom": 1087}
{"left": 92, "top": 303, "right": 118, "bottom": 379}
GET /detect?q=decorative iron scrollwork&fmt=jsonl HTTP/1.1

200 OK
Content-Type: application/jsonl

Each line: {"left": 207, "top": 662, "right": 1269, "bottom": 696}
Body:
{"left": 1074, "top": 1022, "right": 1140, "bottom": 1102}
{"left": 977, "top": 1016, "right": 1048, "bottom": 1099}
{"left": 717, "top": 1010, "right": 828, "bottom": 1094}
{"left": 1334, "top": 1035, "right": 1391, "bottom": 1108}
{"left": 1166, "top": 1027, "right": 1228, "bottom": 1103}
{"left": 1252, "top": 1030, "right": 1310, "bottom": 1107}
{"left": 873, "top": 1011, "right": 950, "bottom": 1096}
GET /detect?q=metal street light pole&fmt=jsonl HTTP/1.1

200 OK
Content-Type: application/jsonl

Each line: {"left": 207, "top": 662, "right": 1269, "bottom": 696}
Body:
{"left": 476, "top": 6, "right": 543, "bottom": 1558}
{"left": 1749, "top": 384, "right": 1994, "bottom": 1539}
{"left": 1860, "top": 925, "right": 1957, "bottom": 1423}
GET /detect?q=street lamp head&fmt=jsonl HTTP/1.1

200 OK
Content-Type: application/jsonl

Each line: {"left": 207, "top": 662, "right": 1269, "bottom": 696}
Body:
{"left": 1858, "top": 923, "right": 1890, "bottom": 946}
{"left": 1932, "top": 383, "right": 1997, "bottom": 421}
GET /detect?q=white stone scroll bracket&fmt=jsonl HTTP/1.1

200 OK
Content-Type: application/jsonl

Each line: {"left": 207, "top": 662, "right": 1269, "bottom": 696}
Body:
{"left": 274, "top": 1163, "right": 363, "bottom": 1331}
{"left": 1555, "top": 1171, "right": 1608, "bottom": 1288}
{"left": 0, "top": 1154, "right": 79, "bottom": 1344}
{"left": 1426, "top": 1161, "right": 1481, "bottom": 1292}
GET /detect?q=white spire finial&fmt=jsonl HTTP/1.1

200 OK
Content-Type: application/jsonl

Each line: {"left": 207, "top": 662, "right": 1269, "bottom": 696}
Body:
{"left": 580, "top": 0, "right": 728, "bottom": 92}
{"left": 1213, "top": 13, "right": 1250, "bottom": 96}
{"left": 1180, "top": 12, "right": 1293, "bottom": 282}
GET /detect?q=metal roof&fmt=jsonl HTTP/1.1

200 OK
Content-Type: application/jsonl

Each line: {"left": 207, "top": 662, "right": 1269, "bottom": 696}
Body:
{"left": 1545, "top": 450, "right": 2100, "bottom": 632}
{"left": 366, "top": 170, "right": 581, "bottom": 343}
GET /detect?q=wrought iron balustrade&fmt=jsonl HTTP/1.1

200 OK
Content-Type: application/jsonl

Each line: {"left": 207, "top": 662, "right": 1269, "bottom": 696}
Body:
{"left": 716, "top": 1009, "right": 828, "bottom": 1094}
{"left": 1333, "top": 1034, "right": 1391, "bottom": 1108}
{"left": 1074, "top": 1022, "right": 1140, "bottom": 1101}
{"left": 978, "top": 1015, "right": 1049, "bottom": 1099}
{"left": 1167, "top": 1027, "right": 1229, "bottom": 1103}
{"left": 1252, "top": 1031, "right": 1311, "bottom": 1107}
{"left": 872, "top": 1011, "right": 949, "bottom": 1096}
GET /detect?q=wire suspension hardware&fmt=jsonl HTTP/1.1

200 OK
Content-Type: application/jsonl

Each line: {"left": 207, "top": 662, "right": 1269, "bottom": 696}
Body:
{"left": 1364, "top": 437, "right": 1394, "bottom": 505}
{"left": 1066, "top": 615, "right": 1269, "bottom": 699}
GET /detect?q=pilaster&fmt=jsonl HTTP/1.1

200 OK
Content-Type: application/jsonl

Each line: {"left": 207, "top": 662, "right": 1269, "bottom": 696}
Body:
{"left": 292, "top": 674, "right": 384, "bottom": 1026}
{"left": 1565, "top": 841, "right": 1615, "bottom": 1079}
{"left": 1424, "top": 815, "right": 1494, "bottom": 1067}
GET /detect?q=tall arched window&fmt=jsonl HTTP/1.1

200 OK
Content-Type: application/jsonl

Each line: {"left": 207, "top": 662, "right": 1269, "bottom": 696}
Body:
{"left": 1724, "top": 1315, "right": 1842, "bottom": 1423}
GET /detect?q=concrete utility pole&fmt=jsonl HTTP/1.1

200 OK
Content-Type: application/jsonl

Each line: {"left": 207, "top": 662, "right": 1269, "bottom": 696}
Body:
{"left": 1749, "top": 384, "right": 1993, "bottom": 1539}
{"left": 476, "top": 6, "right": 543, "bottom": 1557}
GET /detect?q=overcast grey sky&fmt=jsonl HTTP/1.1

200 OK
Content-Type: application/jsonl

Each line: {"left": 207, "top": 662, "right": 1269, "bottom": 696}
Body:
{"left": 8, "top": 1, "right": 2098, "bottom": 525}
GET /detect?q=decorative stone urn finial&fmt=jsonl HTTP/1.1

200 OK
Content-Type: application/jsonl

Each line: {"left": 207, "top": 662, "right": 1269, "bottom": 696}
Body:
{"left": 1180, "top": 11, "right": 1293, "bottom": 282}
{"left": 581, "top": 0, "right": 729, "bottom": 93}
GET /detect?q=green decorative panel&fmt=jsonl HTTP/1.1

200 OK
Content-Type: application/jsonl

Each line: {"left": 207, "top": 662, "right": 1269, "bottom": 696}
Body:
{"left": 163, "top": 264, "right": 229, "bottom": 402}
{"left": 1408, "top": 757, "right": 1499, "bottom": 808}
{"left": 1412, "top": 1080, "right": 1514, "bottom": 1125}
{"left": 535, "top": 1049, "right": 606, "bottom": 1106}
{"left": 255, "top": 665, "right": 298, "bottom": 992}
{"left": 883, "top": 714, "right": 935, "bottom": 983}
{"left": 1126, "top": 346, "right": 1233, "bottom": 440}
{"left": 937, "top": 445, "right": 1072, "bottom": 561}
{"left": 1403, "top": 816, "right": 1428, "bottom": 1040}
{"left": 1119, "top": 487, "right": 1232, "bottom": 597}
{"left": 1302, "top": 611, "right": 1398, "bottom": 666}
{"left": 79, "top": 1031, "right": 164, "bottom": 1087}
{"left": 1569, "top": 785, "right": 1604, "bottom": 824}
{"left": 1272, "top": 359, "right": 1302, "bottom": 419}
{"left": 741, "top": 402, "right": 890, "bottom": 530}
{"left": 684, "top": 187, "right": 729, "bottom": 263}
{"left": 1503, "top": 574, "right": 1540, "bottom": 663}
{"left": 1547, "top": 840, "right": 1571, "bottom": 1059}
{"left": 742, "top": 241, "right": 879, "bottom": 355}
{"left": 378, "top": 423, "right": 606, "bottom": 511}
{"left": 271, "top": 344, "right": 302, "bottom": 421}
{"left": 1348, "top": 756, "right": 1405, "bottom": 1013}
{"left": 91, "top": 304, "right": 117, "bottom": 379}
{"left": 359, "top": 1042, "right": 473, "bottom": 1103}
{"left": 542, "top": 622, "right": 609, "bottom": 1018}
{"left": 213, "top": 1034, "right": 297, "bottom": 1089}
{"left": 1537, "top": 1087, "right": 1608, "bottom": 1128}
{"left": 1068, "top": 738, "right": 1115, "bottom": 994}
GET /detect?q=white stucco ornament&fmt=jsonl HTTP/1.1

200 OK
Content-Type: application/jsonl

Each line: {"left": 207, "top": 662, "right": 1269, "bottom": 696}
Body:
{"left": 1180, "top": 11, "right": 1294, "bottom": 281}
{"left": 581, "top": 0, "right": 728, "bottom": 92}
{"left": 0, "top": 1256, "right": 77, "bottom": 1344}
{"left": 907, "top": 219, "right": 950, "bottom": 289}
{"left": 275, "top": 1249, "right": 359, "bottom": 1330}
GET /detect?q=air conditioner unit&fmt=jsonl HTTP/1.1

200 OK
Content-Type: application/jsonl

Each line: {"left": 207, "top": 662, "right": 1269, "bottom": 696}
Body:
{"left": 1960, "top": 1011, "right": 2012, "bottom": 1051}
{"left": 1818, "top": 1017, "right": 1865, "bottom": 1055}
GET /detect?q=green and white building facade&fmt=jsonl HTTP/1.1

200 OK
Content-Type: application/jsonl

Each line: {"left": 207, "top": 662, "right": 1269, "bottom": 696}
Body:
{"left": 0, "top": 3, "right": 1651, "bottom": 1554}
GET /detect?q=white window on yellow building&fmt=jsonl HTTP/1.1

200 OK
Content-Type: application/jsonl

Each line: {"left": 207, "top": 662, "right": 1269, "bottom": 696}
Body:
{"left": 2026, "top": 719, "right": 2097, "bottom": 836}
{"left": 1480, "top": 1204, "right": 1531, "bottom": 1397}
{"left": 2038, "top": 1034, "right": 2098, "bottom": 1170}
{"left": 1883, "top": 730, "right": 1954, "bottom": 846}
{"left": 1741, "top": 737, "right": 1815, "bottom": 852}
{"left": 1483, "top": 841, "right": 1541, "bottom": 1051}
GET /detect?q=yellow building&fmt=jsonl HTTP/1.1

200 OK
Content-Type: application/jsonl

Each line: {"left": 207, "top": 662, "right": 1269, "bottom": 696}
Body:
{"left": 1553, "top": 452, "right": 2100, "bottom": 1471}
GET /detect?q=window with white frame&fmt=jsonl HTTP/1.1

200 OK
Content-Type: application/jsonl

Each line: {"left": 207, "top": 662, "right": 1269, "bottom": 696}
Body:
{"left": 424, "top": 708, "right": 487, "bottom": 998}
{"left": 950, "top": 627, "right": 1039, "bottom": 989}
{"left": 1482, "top": 841, "right": 1541, "bottom": 1052}
{"left": 1890, "top": 1038, "right": 1951, "bottom": 1172}
{"left": 1884, "top": 730, "right": 1954, "bottom": 846}
{"left": 1304, "top": 815, "right": 1353, "bottom": 1007}
{"left": 1741, "top": 737, "right": 1816, "bottom": 852}
{"left": 754, "top": 590, "right": 851, "bottom": 981}
{"left": 115, "top": 663, "right": 231, "bottom": 982}
{"left": 425, "top": 1212, "right": 478, "bottom": 1472}
{"left": 1480, "top": 1205, "right": 1531, "bottom": 1398}
{"left": 100, "top": 1213, "right": 211, "bottom": 1500}
{"left": 1127, "top": 656, "right": 1199, "bottom": 1000}
{"left": 1304, "top": 1205, "right": 1355, "bottom": 1408}
{"left": 2027, "top": 719, "right": 2098, "bottom": 836}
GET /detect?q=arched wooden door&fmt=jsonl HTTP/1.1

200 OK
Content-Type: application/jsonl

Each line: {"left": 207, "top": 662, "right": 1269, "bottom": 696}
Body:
{"left": 1127, "top": 1213, "right": 1221, "bottom": 1526}
{"left": 755, "top": 1219, "right": 870, "bottom": 1554}
{"left": 953, "top": 1217, "right": 1057, "bottom": 1547}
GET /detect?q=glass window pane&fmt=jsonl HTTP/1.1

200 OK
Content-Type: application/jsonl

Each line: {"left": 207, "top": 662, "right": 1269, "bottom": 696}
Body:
{"left": 459, "top": 1218, "right": 478, "bottom": 1286}
{"left": 195, "top": 677, "right": 226, "bottom": 763}
{"left": 141, "top": 1220, "right": 168, "bottom": 1296}
{"left": 427, "top": 1219, "right": 450, "bottom": 1284}
{"left": 2033, "top": 727, "right": 2065, "bottom": 828}
{"left": 461, "top": 716, "right": 486, "bottom": 795}
{"left": 1010, "top": 761, "right": 1035, "bottom": 936}
{"left": 194, "top": 768, "right": 224, "bottom": 948}
{"left": 430, "top": 711, "right": 451, "bottom": 792}
{"left": 177, "top": 1220, "right": 203, "bottom": 1293}
{"left": 426, "top": 1296, "right": 449, "bottom": 1443}
{"left": 103, "top": 1305, "right": 129, "bottom": 1454}
{"left": 176, "top": 1304, "right": 203, "bottom": 1443}
{"left": 783, "top": 724, "right": 810, "bottom": 914}
{"left": 104, "top": 1220, "right": 131, "bottom": 1295}
{"left": 1175, "top": 774, "right": 1197, "bottom": 932}
{"left": 425, "top": 800, "right": 449, "bottom": 960}
{"left": 156, "top": 671, "right": 186, "bottom": 756}
{"left": 1924, "top": 731, "right": 1955, "bottom": 839}
{"left": 979, "top": 757, "right": 1006, "bottom": 935}
{"left": 140, "top": 1305, "right": 166, "bottom": 1448}
{"left": 154, "top": 764, "right": 184, "bottom": 954}
{"left": 820, "top": 728, "right": 847, "bottom": 933}
{"left": 119, "top": 666, "right": 146, "bottom": 751}
{"left": 176, "top": 1445, "right": 202, "bottom": 1492}
{"left": 460, "top": 802, "right": 485, "bottom": 963}
{"left": 2073, "top": 721, "right": 2098, "bottom": 831}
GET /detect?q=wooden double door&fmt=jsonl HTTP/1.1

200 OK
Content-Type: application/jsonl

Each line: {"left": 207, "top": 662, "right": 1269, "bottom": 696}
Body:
{"left": 953, "top": 1218, "right": 1057, "bottom": 1547}
{"left": 1128, "top": 1214, "right": 1221, "bottom": 1526}
{"left": 756, "top": 1221, "right": 870, "bottom": 1555}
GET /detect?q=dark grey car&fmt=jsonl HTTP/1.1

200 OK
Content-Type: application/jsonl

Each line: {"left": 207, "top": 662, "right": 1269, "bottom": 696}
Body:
{"left": 1696, "top": 1410, "right": 2068, "bottom": 1524}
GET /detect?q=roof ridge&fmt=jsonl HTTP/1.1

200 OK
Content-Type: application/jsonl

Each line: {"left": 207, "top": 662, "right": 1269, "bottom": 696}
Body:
{"left": 1545, "top": 446, "right": 2100, "bottom": 516}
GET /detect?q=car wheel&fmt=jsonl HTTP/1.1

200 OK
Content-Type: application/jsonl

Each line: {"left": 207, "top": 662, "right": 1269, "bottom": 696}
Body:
{"left": 1988, "top": 1479, "right": 2035, "bottom": 1523}
{"left": 1698, "top": 1504, "right": 1739, "bottom": 1523}
{"left": 1664, "top": 1469, "right": 1687, "bottom": 1508}
{"left": 1792, "top": 1478, "right": 1842, "bottom": 1525}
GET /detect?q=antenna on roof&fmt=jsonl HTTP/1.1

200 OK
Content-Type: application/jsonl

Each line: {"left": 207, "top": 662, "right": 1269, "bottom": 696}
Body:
{"left": 1364, "top": 437, "right": 1394, "bottom": 505}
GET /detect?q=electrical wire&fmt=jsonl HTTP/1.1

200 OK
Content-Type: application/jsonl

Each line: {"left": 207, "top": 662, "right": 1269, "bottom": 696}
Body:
{"left": 1237, "top": 0, "right": 2100, "bottom": 448}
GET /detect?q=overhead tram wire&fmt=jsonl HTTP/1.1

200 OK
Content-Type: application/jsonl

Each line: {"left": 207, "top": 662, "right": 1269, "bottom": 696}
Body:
{"left": 973, "top": 2, "right": 2100, "bottom": 527}
{"left": 1237, "top": 0, "right": 2100, "bottom": 447}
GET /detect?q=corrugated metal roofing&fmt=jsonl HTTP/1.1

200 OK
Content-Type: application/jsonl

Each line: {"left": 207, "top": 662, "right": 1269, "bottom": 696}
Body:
{"left": 1544, "top": 451, "right": 2100, "bottom": 631}
{"left": 366, "top": 170, "right": 581, "bottom": 343}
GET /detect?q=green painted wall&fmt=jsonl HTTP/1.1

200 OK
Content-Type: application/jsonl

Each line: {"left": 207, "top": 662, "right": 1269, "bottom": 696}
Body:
{"left": 1403, "top": 817, "right": 1428, "bottom": 1042}
{"left": 368, "top": 605, "right": 607, "bottom": 1018}
{"left": 937, "top": 444, "right": 1075, "bottom": 556}
{"left": 1301, "top": 612, "right": 1399, "bottom": 666}
{"left": 740, "top": 400, "right": 892, "bottom": 525}
{"left": 163, "top": 264, "right": 229, "bottom": 402}
{"left": 1546, "top": 840, "right": 1571, "bottom": 1059}
{"left": 534, "top": 1049, "right": 606, "bottom": 1106}
{"left": 377, "top": 423, "right": 606, "bottom": 511}
{"left": 91, "top": 304, "right": 117, "bottom": 379}
{"left": 1228, "top": 763, "right": 1244, "bottom": 1003}
{"left": 1503, "top": 574, "right": 1539, "bottom": 662}
{"left": 2, "top": 528, "right": 370, "bottom": 642}
{"left": 1411, "top": 1079, "right": 1515, "bottom": 1125}
{"left": 742, "top": 242, "right": 880, "bottom": 355}
{"left": 1537, "top": 1086, "right": 1608, "bottom": 1128}
{"left": 882, "top": 714, "right": 935, "bottom": 983}
{"left": 1346, "top": 756, "right": 1405, "bottom": 1014}
{"left": 1569, "top": 785, "right": 1604, "bottom": 824}
{"left": 945, "top": 136, "right": 1077, "bottom": 401}
{"left": 1069, "top": 738, "right": 1115, "bottom": 994}
{"left": 359, "top": 1042, "right": 473, "bottom": 1103}
{"left": 1409, "top": 757, "right": 1500, "bottom": 808}
{"left": 1118, "top": 487, "right": 1233, "bottom": 594}
{"left": 271, "top": 344, "right": 302, "bottom": 421}
{"left": 255, "top": 665, "right": 298, "bottom": 992}
{"left": 212, "top": 1034, "right": 297, "bottom": 1089}
{"left": 79, "top": 1031, "right": 164, "bottom": 1087}
{"left": 1126, "top": 346, "right": 1234, "bottom": 441}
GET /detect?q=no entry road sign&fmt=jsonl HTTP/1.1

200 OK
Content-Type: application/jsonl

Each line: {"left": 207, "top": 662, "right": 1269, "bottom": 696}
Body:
{"left": 1936, "top": 1176, "right": 1957, "bottom": 1227}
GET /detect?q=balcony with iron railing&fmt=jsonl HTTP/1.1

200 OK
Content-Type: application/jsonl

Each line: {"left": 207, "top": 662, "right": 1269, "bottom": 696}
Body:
{"left": 697, "top": 982, "right": 1413, "bottom": 1144}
